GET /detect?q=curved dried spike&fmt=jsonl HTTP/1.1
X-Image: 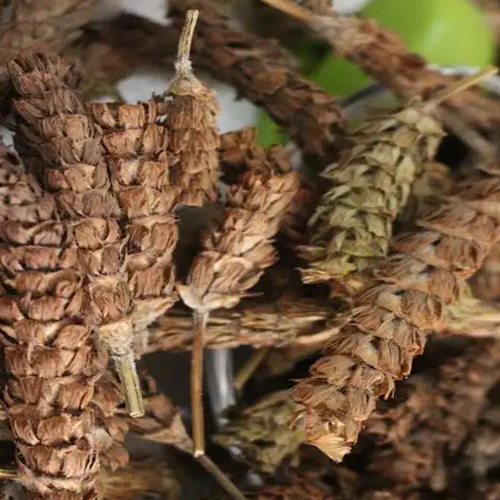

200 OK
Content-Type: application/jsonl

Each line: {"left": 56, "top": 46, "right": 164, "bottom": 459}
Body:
{"left": 0, "top": 147, "right": 99, "bottom": 499}
{"left": 87, "top": 100, "right": 179, "bottom": 334}
{"left": 8, "top": 53, "right": 143, "bottom": 418}
{"left": 292, "top": 173, "right": 500, "bottom": 462}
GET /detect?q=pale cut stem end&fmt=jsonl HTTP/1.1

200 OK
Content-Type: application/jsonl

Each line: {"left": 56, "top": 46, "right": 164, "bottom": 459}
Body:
{"left": 175, "top": 9, "right": 199, "bottom": 76}
{"left": 114, "top": 352, "right": 145, "bottom": 418}
{"left": 233, "top": 347, "right": 271, "bottom": 391}
{"left": 191, "top": 310, "right": 208, "bottom": 457}
{"left": 197, "top": 454, "right": 248, "bottom": 500}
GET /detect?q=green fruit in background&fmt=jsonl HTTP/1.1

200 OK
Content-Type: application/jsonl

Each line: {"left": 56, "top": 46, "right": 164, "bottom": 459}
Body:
{"left": 363, "top": 0, "right": 495, "bottom": 67}
{"left": 257, "top": 111, "right": 289, "bottom": 147}
{"left": 310, "top": 0, "right": 496, "bottom": 98}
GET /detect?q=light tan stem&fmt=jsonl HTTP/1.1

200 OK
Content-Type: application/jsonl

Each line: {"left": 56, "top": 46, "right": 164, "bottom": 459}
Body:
{"left": 191, "top": 310, "right": 208, "bottom": 457}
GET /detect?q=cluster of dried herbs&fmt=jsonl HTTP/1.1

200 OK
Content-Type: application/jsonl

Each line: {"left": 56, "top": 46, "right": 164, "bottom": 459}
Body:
{"left": 2, "top": 1, "right": 500, "bottom": 500}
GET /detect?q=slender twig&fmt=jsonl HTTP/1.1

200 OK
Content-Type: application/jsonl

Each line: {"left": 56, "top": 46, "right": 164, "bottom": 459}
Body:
{"left": 191, "top": 310, "right": 208, "bottom": 457}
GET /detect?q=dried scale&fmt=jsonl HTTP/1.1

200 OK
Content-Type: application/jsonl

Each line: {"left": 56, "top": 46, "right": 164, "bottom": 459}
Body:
{"left": 0, "top": 147, "right": 100, "bottom": 499}
{"left": 160, "top": 9, "right": 221, "bottom": 207}
{"left": 87, "top": 99, "right": 179, "bottom": 333}
{"left": 291, "top": 154, "right": 500, "bottom": 462}
{"left": 300, "top": 103, "right": 445, "bottom": 295}
{"left": 93, "top": 0, "right": 347, "bottom": 163}
{"left": 470, "top": 241, "right": 500, "bottom": 301}
{"left": 213, "top": 390, "right": 306, "bottom": 474}
{"left": 0, "top": 0, "right": 97, "bottom": 114}
{"left": 258, "top": 0, "right": 500, "bottom": 131}
{"left": 8, "top": 53, "right": 144, "bottom": 417}
{"left": 177, "top": 123, "right": 299, "bottom": 492}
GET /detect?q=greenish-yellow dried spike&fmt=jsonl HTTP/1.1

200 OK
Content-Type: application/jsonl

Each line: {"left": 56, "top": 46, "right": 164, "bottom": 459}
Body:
{"left": 300, "top": 105, "right": 444, "bottom": 295}
{"left": 212, "top": 390, "right": 304, "bottom": 474}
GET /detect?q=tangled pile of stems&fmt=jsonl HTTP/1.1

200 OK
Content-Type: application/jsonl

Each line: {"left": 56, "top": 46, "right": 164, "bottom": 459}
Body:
{"left": 2, "top": 0, "right": 500, "bottom": 500}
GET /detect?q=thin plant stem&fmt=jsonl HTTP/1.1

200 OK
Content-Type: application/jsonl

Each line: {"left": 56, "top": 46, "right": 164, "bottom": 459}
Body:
{"left": 233, "top": 347, "right": 271, "bottom": 391}
{"left": 191, "top": 310, "right": 208, "bottom": 457}
{"left": 197, "top": 454, "right": 247, "bottom": 500}
{"left": 114, "top": 350, "right": 145, "bottom": 418}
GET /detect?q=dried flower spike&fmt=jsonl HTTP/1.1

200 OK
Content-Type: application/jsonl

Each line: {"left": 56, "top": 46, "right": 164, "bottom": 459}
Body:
{"left": 161, "top": 8, "right": 221, "bottom": 207}
{"left": 0, "top": 0, "right": 98, "bottom": 114}
{"left": 88, "top": 99, "right": 179, "bottom": 334}
{"left": 8, "top": 53, "right": 144, "bottom": 417}
{"left": 292, "top": 165, "right": 500, "bottom": 462}
{"left": 144, "top": 295, "right": 341, "bottom": 354}
{"left": 300, "top": 68, "right": 496, "bottom": 295}
{"left": 0, "top": 147, "right": 99, "bottom": 499}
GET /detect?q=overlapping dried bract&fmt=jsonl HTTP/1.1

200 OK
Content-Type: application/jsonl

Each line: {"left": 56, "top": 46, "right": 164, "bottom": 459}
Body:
{"left": 0, "top": 0, "right": 97, "bottom": 114}
{"left": 470, "top": 241, "right": 500, "bottom": 301}
{"left": 8, "top": 52, "right": 140, "bottom": 413}
{"left": 88, "top": 100, "right": 179, "bottom": 332}
{"left": 366, "top": 339, "right": 500, "bottom": 489}
{"left": 96, "top": 1, "right": 347, "bottom": 162}
{"left": 301, "top": 106, "right": 444, "bottom": 294}
{"left": 213, "top": 390, "right": 305, "bottom": 474}
{"left": 178, "top": 133, "right": 301, "bottom": 312}
{"left": 145, "top": 296, "right": 341, "bottom": 353}
{"left": 293, "top": 175, "right": 500, "bottom": 462}
{"left": 0, "top": 147, "right": 99, "bottom": 499}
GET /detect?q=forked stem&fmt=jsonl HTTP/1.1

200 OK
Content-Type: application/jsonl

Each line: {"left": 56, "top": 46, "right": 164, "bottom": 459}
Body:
{"left": 191, "top": 310, "right": 208, "bottom": 457}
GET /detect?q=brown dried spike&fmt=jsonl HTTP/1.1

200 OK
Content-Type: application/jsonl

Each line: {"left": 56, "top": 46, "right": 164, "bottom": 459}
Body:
{"left": 366, "top": 339, "right": 500, "bottom": 489}
{"left": 88, "top": 100, "right": 179, "bottom": 333}
{"left": 161, "top": 8, "right": 221, "bottom": 207}
{"left": 93, "top": 0, "right": 347, "bottom": 164}
{"left": 143, "top": 296, "right": 342, "bottom": 354}
{"left": 8, "top": 53, "right": 144, "bottom": 418}
{"left": 254, "top": 476, "right": 338, "bottom": 500}
{"left": 470, "top": 240, "right": 500, "bottom": 302}
{"left": 292, "top": 174, "right": 500, "bottom": 463}
{"left": 300, "top": 105, "right": 445, "bottom": 295}
{"left": 0, "top": 0, "right": 98, "bottom": 114}
{"left": 0, "top": 147, "right": 99, "bottom": 499}
{"left": 178, "top": 138, "right": 301, "bottom": 314}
